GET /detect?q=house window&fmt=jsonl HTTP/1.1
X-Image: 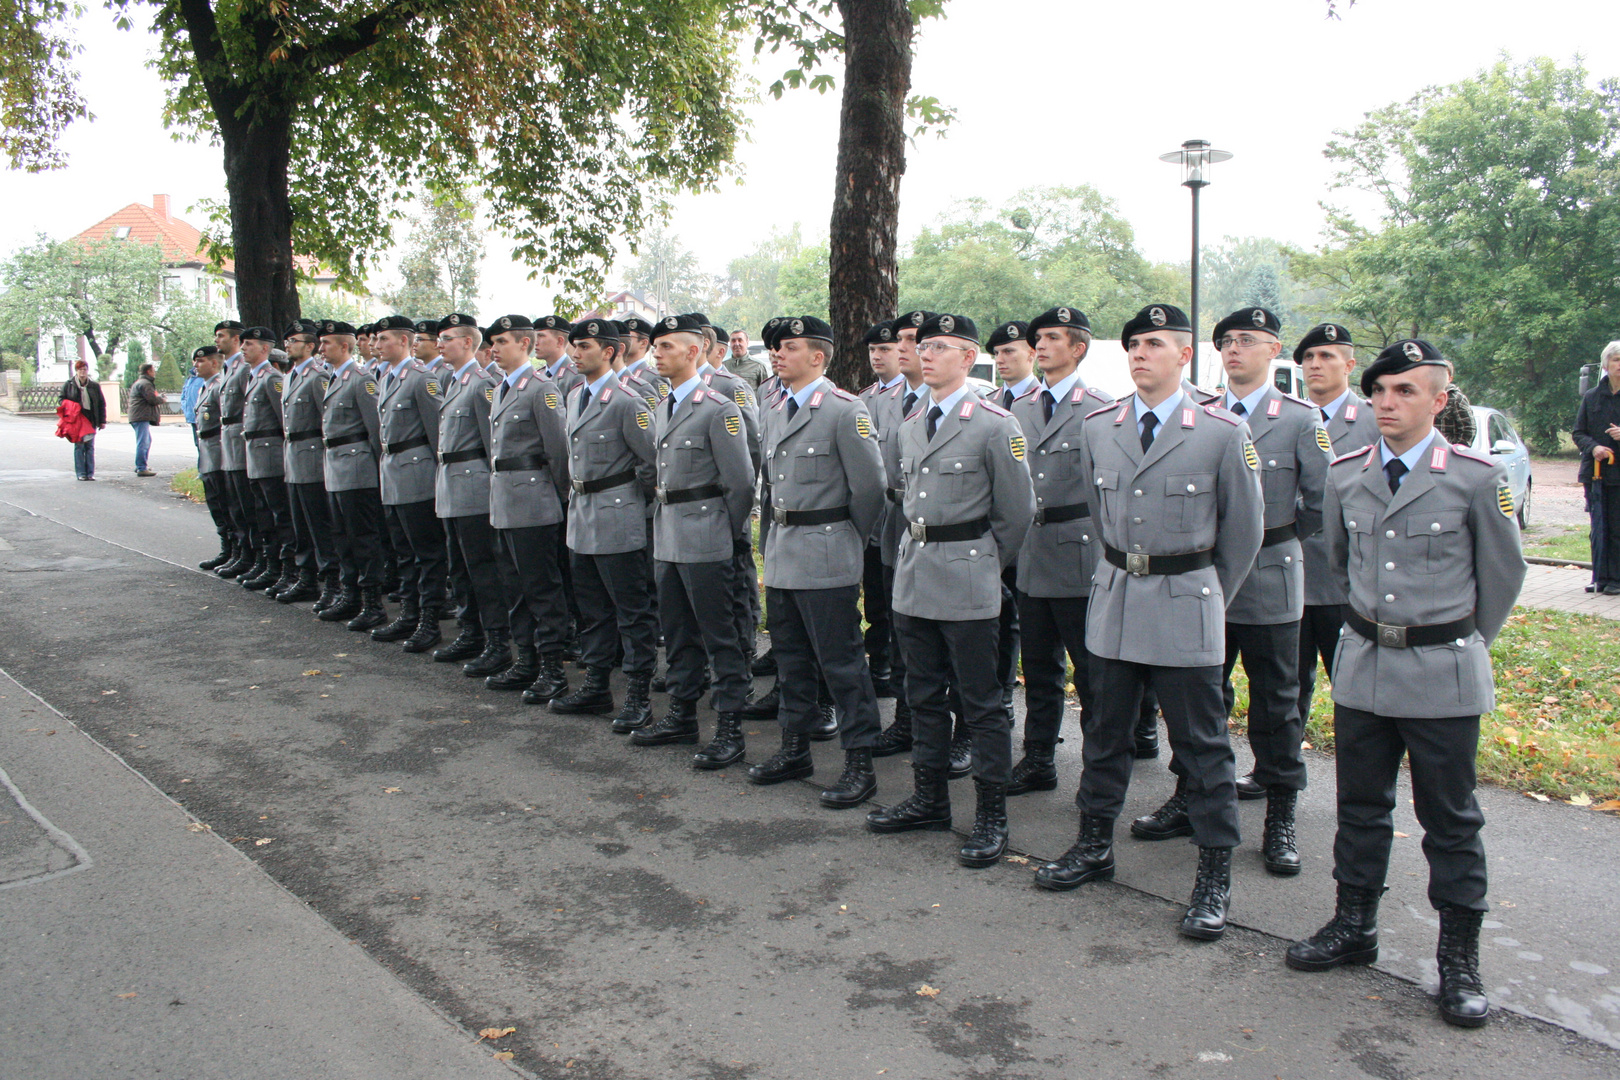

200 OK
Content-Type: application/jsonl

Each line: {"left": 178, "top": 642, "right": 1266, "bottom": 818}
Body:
{"left": 54, "top": 336, "right": 69, "bottom": 363}
{"left": 112, "top": 226, "right": 131, "bottom": 240}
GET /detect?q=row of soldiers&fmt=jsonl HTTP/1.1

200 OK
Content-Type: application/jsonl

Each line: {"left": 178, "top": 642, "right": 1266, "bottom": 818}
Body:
{"left": 188, "top": 299, "right": 1522, "bottom": 1030}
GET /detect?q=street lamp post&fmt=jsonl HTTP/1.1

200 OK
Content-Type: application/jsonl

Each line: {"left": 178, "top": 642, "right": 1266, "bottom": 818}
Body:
{"left": 1160, "top": 139, "right": 1232, "bottom": 386}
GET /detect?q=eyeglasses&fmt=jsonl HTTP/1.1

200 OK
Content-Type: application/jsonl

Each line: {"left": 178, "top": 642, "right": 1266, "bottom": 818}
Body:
{"left": 1216, "top": 335, "right": 1273, "bottom": 350}
{"left": 917, "top": 341, "right": 972, "bottom": 355}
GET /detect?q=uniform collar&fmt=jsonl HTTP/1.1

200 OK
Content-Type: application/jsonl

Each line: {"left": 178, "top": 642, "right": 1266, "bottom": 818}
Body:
{"left": 786, "top": 375, "right": 826, "bottom": 410}
{"left": 1133, "top": 388, "right": 1185, "bottom": 431}
{"left": 1005, "top": 374, "right": 1040, "bottom": 400}
{"left": 250, "top": 358, "right": 271, "bottom": 377}
{"left": 387, "top": 358, "right": 412, "bottom": 379}
{"left": 669, "top": 375, "right": 702, "bottom": 407}
{"left": 1224, "top": 382, "right": 1270, "bottom": 416}
{"left": 584, "top": 370, "right": 616, "bottom": 398}
{"left": 1317, "top": 388, "right": 1353, "bottom": 419}
{"left": 293, "top": 357, "right": 317, "bottom": 376}
{"left": 926, "top": 383, "right": 972, "bottom": 417}
{"left": 453, "top": 358, "right": 481, "bottom": 380}
{"left": 1041, "top": 368, "right": 1083, "bottom": 402}
{"left": 878, "top": 373, "right": 905, "bottom": 391}
{"left": 1379, "top": 429, "right": 1438, "bottom": 470}
{"left": 332, "top": 358, "right": 358, "bottom": 378}
{"left": 503, "top": 362, "right": 534, "bottom": 388}
{"left": 544, "top": 355, "right": 569, "bottom": 378}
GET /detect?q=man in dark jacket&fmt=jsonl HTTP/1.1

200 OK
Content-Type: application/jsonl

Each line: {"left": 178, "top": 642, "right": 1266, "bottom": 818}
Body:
{"left": 60, "top": 359, "right": 107, "bottom": 480}
{"left": 128, "top": 362, "right": 166, "bottom": 476}
{"left": 1572, "top": 341, "right": 1620, "bottom": 593}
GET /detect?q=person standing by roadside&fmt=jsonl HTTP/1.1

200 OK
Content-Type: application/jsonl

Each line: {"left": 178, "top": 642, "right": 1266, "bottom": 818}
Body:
{"left": 1571, "top": 341, "right": 1620, "bottom": 594}
{"left": 182, "top": 361, "right": 204, "bottom": 447}
{"left": 60, "top": 359, "right": 107, "bottom": 480}
{"left": 128, "top": 362, "right": 166, "bottom": 477}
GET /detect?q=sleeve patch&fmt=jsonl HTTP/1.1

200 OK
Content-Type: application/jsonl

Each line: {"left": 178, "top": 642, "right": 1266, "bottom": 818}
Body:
{"left": 1009, "top": 434, "right": 1026, "bottom": 461}
{"left": 272, "top": 379, "right": 283, "bottom": 395}
{"left": 1498, "top": 485, "right": 1515, "bottom": 518}
{"left": 734, "top": 389, "right": 750, "bottom": 407}
{"left": 544, "top": 393, "right": 560, "bottom": 410}
{"left": 363, "top": 380, "right": 377, "bottom": 396}
{"left": 657, "top": 382, "right": 671, "bottom": 399}
{"left": 724, "top": 414, "right": 742, "bottom": 437}
{"left": 425, "top": 380, "right": 439, "bottom": 397}
{"left": 1315, "top": 427, "right": 1333, "bottom": 455}
{"left": 1243, "top": 440, "right": 1260, "bottom": 470}
{"left": 635, "top": 410, "right": 650, "bottom": 430}
{"left": 484, "top": 386, "right": 495, "bottom": 403}
{"left": 856, "top": 415, "right": 874, "bottom": 439}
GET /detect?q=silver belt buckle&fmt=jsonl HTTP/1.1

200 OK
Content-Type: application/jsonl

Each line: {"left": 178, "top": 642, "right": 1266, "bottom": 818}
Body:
{"left": 1377, "top": 622, "right": 1408, "bottom": 648}
{"left": 654, "top": 486, "right": 668, "bottom": 504}
{"left": 772, "top": 506, "right": 788, "bottom": 524}
{"left": 1125, "top": 552, "right": 1150, "bottom": 576}
{"left": 909, "top": 521, "right": 927, "bottom": 542}
{"left": 571, "top": 477, "right": 586, "bottom": 493}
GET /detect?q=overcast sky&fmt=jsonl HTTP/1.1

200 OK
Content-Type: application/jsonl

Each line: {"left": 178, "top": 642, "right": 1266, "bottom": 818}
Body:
{"left": 2, "top": 0, "right": 1614, "bottom": 319}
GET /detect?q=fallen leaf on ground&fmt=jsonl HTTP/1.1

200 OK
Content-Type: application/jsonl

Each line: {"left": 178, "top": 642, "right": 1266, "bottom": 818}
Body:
{"left": 116, "top": 993, "right": 137, "bottom": 999}
{"left": 1393, "top": 831, "right": 1409, "bottom": 838}
{"left": 101, "top": 690, "right": 117, "bottom": 695}
{"left": 1569, "top": 793, "right": 1593, "bottom": 807}
{"left": 185, "top": 822, "right": 210, "bottom": 832}
{"left": 383, "top": 787, "right": 401, "bottom": 794}
{"left": 478, "top": 1027, "right": 517, "bottom": 1040}
{"left": 1527, "top": 792, "right": 1551, "bottom": 802}
{"left": 1003, "top": 854, "right": 1030, "bottom": 864}
{"left": 916, "top": 984, "right": 940, "bottom": 998}
{"left": 1595, "top": 799, "right": 1620, "bottom": 812}
{"left": 492, "top": 1051, "right": 514, "bottom": 1061}
{"left": 254, "top": 837, "right": 274, "bottom": 846}
{"left": 302, "top": 670, "right": 322, "bottom": 676}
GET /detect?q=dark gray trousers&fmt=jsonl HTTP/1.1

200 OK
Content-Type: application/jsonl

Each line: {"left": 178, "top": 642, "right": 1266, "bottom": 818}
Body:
{"left": 656, "top": 558, "right": 751, "bottom": 712}
{"left": 767, "top": 584, "right": 882, "bottom": 749}
{"left": 894, "top": 612, "right": 1010, "bottom": 784}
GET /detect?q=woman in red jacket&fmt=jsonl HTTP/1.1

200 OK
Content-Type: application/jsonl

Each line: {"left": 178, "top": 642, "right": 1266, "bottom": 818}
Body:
{"left": 59, "top": 359, "right": 108, "bottom": 480}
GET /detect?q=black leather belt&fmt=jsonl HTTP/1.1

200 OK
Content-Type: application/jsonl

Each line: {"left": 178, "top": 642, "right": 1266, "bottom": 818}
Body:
{"left": 1034, "top": 502, "right": 1089, "bottom": 525}
{"left": 286, "top": 429, "right": 322, "bottom": 443}
{"left": 907, "top": 516, "right": 991, "bottom": 543}
{"left": 772, "top": 505, "right": 850, "bottom": 526}
{"left": 438, "top": 448, "right": 487, "bottom": 465}
{"left": 1261, "top": 521, "right": 1298, "bottom": 547}
{"left": 656, "top": 483, "right": 724, "bottom": 505}
{"left": 199, "top": 427, "right": 221, "bottom": 440}
{"left": 384, "top": 435, "right": 431, "bottom": 456}
{"left": 222, "top": 413, "right": 243, "bottom": 426}
{"left": 324, "top": 432, "right": 369, "bottom": 449}
{"left": 242, "top": 428, "right": 283, "bottom": 441}
{"left": 573, "top": 468, "right": 638, "bottom": 494}
{"left": 492, "top": 454, "right": 549, "bottom": 473}
{"left": 1345, "top": 609, "right": 1477, "bottom": 649}
{"left": 1104, "top": 544, "right": 1216, "bottom": 576}
{"left": 886, "top": 486, "right": 905, "bottom": 504}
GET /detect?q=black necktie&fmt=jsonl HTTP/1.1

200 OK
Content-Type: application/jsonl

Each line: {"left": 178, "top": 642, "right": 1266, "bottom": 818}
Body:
{"left": 667, "top": 394, "right": 678, "bottom": 420}
{"left": 1043, "top": 390, "right": 1056, "bottom": 423}
{"left": 499, "top": 380, "right": 510, "bottom": 402}
{"left": 1140, "top": 411, "right": 1159, "bottom": 452}
{"left": 580, "top": 385, "right": 592, "bottom": 414}
{"left": 1231, "top": 401, "right": 1247, "bottom": 417}
{"left": 1384, "top": 458, "right": 1408, "bottom": 494}
{"left": 786, "top": 397, "right": 799, "bottom": 422}
{"left": 926, "top": 405, "right": 943, "bottom": 440}
{"left": 1002, "top": 387, "right": 1015, "bottom": 409}
{"left": 1321, "top": 406, "right": 1331, "bottom": 423}
{"left": 903, "top": 391, "right": 918, "bottom": 417}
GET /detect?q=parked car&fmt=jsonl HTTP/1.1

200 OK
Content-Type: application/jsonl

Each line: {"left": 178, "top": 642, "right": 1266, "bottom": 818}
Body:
{"left": 1468, "top": 405, "right": 1533, "bottom": 528}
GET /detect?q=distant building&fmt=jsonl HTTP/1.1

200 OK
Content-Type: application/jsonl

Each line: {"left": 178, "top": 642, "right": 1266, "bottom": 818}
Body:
{"left": 574, "top": 287, "right": 661, "bottom": 324}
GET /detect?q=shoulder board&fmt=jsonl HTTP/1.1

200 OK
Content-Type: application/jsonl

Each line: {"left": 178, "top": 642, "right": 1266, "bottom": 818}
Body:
{"left": 1331, "top": 444, "right": 1376, "bottom": 465}
{"left": 1450, "top": 444, "right": 1492, "bottom": 464}
{"left": 1085, "top": 403, "right": 1117, "bottom": 420}
{"left": 1014, "top": 386, "right": 1042, "bottom": 402}
{"left": 412, "top": 361, "right": 427, "bottom": 372}
{"left": 977, "top": 399, "right": 1010, "bottom": 417}
{"left": 1203, "top": 404, "right": 1242, "bottom": 426}
{"left": 830, "top": 386, "right": 854, "bottom": 401}
{"left": 1281, "top": 391, "right": 1312, "bottom": 407}
{"left": 1083, "top": 387, "right": 1112, "bottom": 404}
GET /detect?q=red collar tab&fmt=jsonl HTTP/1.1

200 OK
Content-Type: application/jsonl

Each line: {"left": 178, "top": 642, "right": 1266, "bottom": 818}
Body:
{"left": 1266, "top": 398, "right": 1281, "bottom": 417}
{"left": 1430, "top": 444, "right": 1448, "bottom": 471}
{"left": 809, "top": 390, "right": 825, "bottom": 408}
{"left": 1344, "top": 403, "right": 1358, "bottom": 421}
{"left": 959, "top": 398, "right": 977, "bottom": 420}
{"left": 1182, "top": 407, "right": 1196, "bottom": 428}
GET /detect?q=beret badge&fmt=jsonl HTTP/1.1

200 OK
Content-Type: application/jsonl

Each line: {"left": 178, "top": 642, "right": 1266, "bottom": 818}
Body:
{"left": 587, "top": 321, "right": 600, "bottom": 335}
{"left": 1252, "top": 309, "right": 1266, "bottom": 327}
{"left": 1403, "top": 341, "right": 1423, "bottom": 362}
{"left": 1149, "top": 307, "right": 1166, "bottom": 327}
{"left": 1057, "top": 308, "right": 1071, "bottom": 324}
{"left": 791, "top": 319, "right": 804, "bottom": 335}
{"left": 499, "top": 316, "right": 512, "bottom": 330}
{"left": 664, "top": 316, "right": 679, "bottom": 329}
{"left": 1324, "top": 325, "right": 1338, "bottom": 341}
{"left": 940, "top": 315, "right": 956, "bottom": 334}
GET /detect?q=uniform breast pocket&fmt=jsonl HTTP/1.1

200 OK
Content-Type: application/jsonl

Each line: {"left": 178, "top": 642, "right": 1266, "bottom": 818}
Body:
{"left": 1164, "top": 473, "right": 1215, "bottom": 532}
{"left": 674, "top": 434, "right": 709, "bottom": 472}
{"left": 1408, "top": 509, "right": 1467, "bottom": 570}
{"left": 1093, "top": 468, "right": 1120, "bottom": 519}
{"left": 587, "top": 432, "right": 617, "bottom": 462}
{"left": 1260, "top": 457, "right": 1297, "bottom": 512}
{"left": 937, "top": 455, "right": 982, "bottom": 496}
{"left": 793, "top": 440, "right": 834, "bottom": 482}
{"left": 1044, "top": 441, "right": 1083, "bottom": 479}
{"left": 943, "top": 541, "right": 996, "bottom": 609}
{"left": 1341, "top": 504, "right": 1377, "bottom": 560}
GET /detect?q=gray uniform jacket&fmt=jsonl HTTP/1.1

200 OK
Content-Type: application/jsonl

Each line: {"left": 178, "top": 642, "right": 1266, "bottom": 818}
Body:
{"left": 1080, "top": 397, "right": 1265, "bottom": 667}
{"left": 760, "top": 381, "right": 886, "bottom": 590}
{"left": 435, "top": 364, "right": 496, "bottom": 519}
{"left": 1012, "top": 380, "right": 1116, "bottom": 598}
{"left": 651, "top": 384, "right": 755, "bottom": 564}
{"left": 219, "top": 354, "right": 250, "bottom": 471}
{"left": 619, "top": 368, "right": 664, "bottom": 410}
{"left": 281, "top": 361, "right": 331, "bottom": 485}
{"left": 700, "top": 367, "right": 761, "bottom": 470}
{"left": 242, "top": 363, "right": 286, "bottom": 481}
{"left": 1225, "top": 387, "right": 1332, "bottom": 625}
{"left": 1303, "top": 393, "right": 1380, "bottom": 606}
{"left": 874, "top": 382, "right": 925, "bottom": 567}
{"left": 892, "top": 394, "right": 1034, "bottom": 622}
{"left": 487, "top": 368, "right": 570, "bottom": 530}
{"left": 565, "top": 380, "right": 656, "bottom": 555}
{"left": 1324, "top": 439, "right": 1524, "bottom": 717}
{"left": 622, "top": 359, "right": 670, "bottom": 402}
{"left": 321, "top": 362, "right": 382, "bottom": 493}
{"left": 543, "top": 357, "right": 584, "bottom": 397}
{"left": 196, "top": 374, "right": 226, "bottom": 475}
{"left": 377, "top": 361, "right": 443, "bottom": 506}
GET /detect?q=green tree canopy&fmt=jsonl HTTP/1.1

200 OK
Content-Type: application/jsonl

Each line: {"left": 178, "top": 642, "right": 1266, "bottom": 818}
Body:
{"left": 0, "top": 234, "right": 165, "bottom": 377}
{"left": 379, "top": 189, "right": 484, "bottom": 320}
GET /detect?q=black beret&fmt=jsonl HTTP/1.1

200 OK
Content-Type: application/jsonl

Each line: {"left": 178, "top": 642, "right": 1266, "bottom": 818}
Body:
{"left": 863, "top": 321, "right": 897, "bottom": 346}
{"left": 437, "top": 313, "right": 478, "bottom": 334}
{"left": 413, "top": 319, "right": 438, "bottom": 335}
{"left": 568, "top": 318, "right": 621, "bottom": 344}
{"left": 213, "top": 320, "right": 244, "bottom": 333}
{"left": 1120, "top": 303, "right": 1192, "bottom": 346}
{"left": 709, "top": 324, "right": 728, "bottom": 341}
{"left": 318, "top": 320, "right": 358, "bottom": 337}
{"left": 488, "top": 314, "right": 534, "bottom": 334}
{"left": 1212, "top": 307, "right": 1282, "bottom": 342}
{"left": 761, "top": 317, "right": 787, "bottom": 350}
{"left": 610, "top": 319, "right": 628, "bottom": 336}
{"left": 1293, "top": 323, "right": 1354, "bottom": 363}
{"left": 240, "top": 326, "right": 277, "bottom": 342}
{"left": 283, "top": 319, "right": 319, "bottom": 339}
{"left": 985, "top": 321, "right": 1029, "bottom": 351}
{"left": 778, "top": 315, "right": 833, "bottom": 344}
{"left": 621, "top": 316, "right": 654, "bottom": 337}
{"left": 895, "top": 310, "right": 935, "bottom": 332}
{"left": 1360, "top": 339, "right": 1450, "bottom": 396}
{"left": 534, "top": 315, "right": 573, "bottom": 333}
{"left": 376, "top": 315, "right": 415, "bottom": 332}
{"left": 1026, "top": 307, "right": 1091, "bottom": 343}
{"left": 682, "top": 312, "right": 711, "bottom": 325}
{"left": 648, "top": 313, "right": 708, "bottom": 342}
{"left": 917, "top": 312, "right": 980, "bottom": 345}
{"left": 192, "top": 345, "right": 221, "bottom": 360}
{"left": 356, "top": 322, "right": 375, "bottom": 335}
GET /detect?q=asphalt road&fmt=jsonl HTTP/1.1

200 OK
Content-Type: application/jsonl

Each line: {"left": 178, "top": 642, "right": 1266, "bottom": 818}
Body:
{"left": 2, "top": 411, "right": 1618, "bottom": 1080}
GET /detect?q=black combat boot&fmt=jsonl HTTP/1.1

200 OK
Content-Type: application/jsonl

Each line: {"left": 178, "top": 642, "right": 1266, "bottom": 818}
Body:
{"left": 199, "top": 538, "right": 233, "bottom": 571}
{"left": 750, "top": 648, "right": 777, "bottom": 676}
{"left": 244, "top": 555, "right": 282, "bottom": 592}
{"left": 947, "top": 715, "right": 973, "bottom": 779}
{"left": 1034, "top": 815, "right": 1115, "bottom": 890}
{"left": 237, "top": 552, "right": 271, "bottom": 588}
{"left": 809, "top": 701, "right": 839, "bottom": 741}
{"left": 959, "top": 778, "right": 1009, "bottom": 868}
{"left": 276, "top": 566, "right": 319, "bottom": 604}
{"left": 819, "top": 748, "right": 876, "bottom": 809}
{"left": 522, "top": 653, "right": 569, "bottom": 704}
{"left": 371, "top": 597, "right": 419, "bottom": 642}
{"left": 1436, "top": 905, "right": 1490, "bottom": 1027}
{"left": 552, "top": 666, "right": 615, "bottom": 715}
{"left": 433, "top": 621, "right": 485, "bottom": 663}
{"left": 1180, "top": 846, "right": 1233, "bottom": 940}
{"left": 872, "top": 700, "right": 913, "bottom": 757}
{"left": 1134, "top": 703, "right": 1160, "bottom": 759}
{"left": 1235, "top": 771, "right": 1266, "bottom": 800}
{"left": 485, "top": 643, "right": 536, "bottom": 690}
{"left": 216, "top": 544, "right": 253, "bottom": 579}
{"left": 347, "top": 586, "right": 388, "bottom": 632}
{"left": 1286, "top": 883, "right": 1382, "bottom": 971}
{"left": 1007, "top": 740, "right": 1057, "bottom": 796}
{"left": 1262, "top": 786, "right": 1301, "bottom": 875}
{"left": 264, "top": 559, "right": 298, "bottom": 599}
{"left": 610, "top": 673, "right": 654, "bottom": 733}
{"left": 870, "top": 670, "right": 895, "bottom": 699}
{"left": 865, "top": 765, "right": 951, "bottom": 833}
{"left": 311, "top": 572, "right": 342, "bottom": 615}
{"left": 463, "top": 629, "right": 514, "bottom": 678}
{"left": 746, "top": 732, "right": 813, "bottom": 784}
{"left": 401, "top": 605, "right": 443, "bottom": 653}
{"left": 692, "top": 711, "right": 746, "bottom": 769}
{"left": 740, "top": 683, "right": 780, "bottom": 720}
{"left": 631, "top": 698, "right": 700, "bottom": 746}
{"left": 320, "top": 583, "right": 361, "bottom": 622}
{"left": 1131, "top": 775, "right": 1194, "bottom": 840}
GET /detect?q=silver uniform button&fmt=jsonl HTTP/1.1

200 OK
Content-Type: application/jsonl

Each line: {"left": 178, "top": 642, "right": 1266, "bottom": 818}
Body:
{"left": 1385, "top": 561, "right": 1395, "bottom": 570}
{"left": 1431, "top": 522, "right": 1441, "bottom": 532}
{"left": 1284, "top": 556, "right": 1292, "bottom": 564}
{"left": 1133, "top": 517, "right": 1142, "bottom": 524}
{"left": 1134, "top": 489, "right": 1143, "bottom": 497}
{"left": 1037, "top": 473, "right": 1044, "bottom": 479}
{"left": 1201, "top": 587, "right": 1210, "bottom": 595}
{"left": 1347, "top": 520, "right": 1356, "bottom": 528}
{"left": 919, "top": 491, "right": 927, "bottom": 498}
{"left": 1187, "top": 484, "right": 1195, "bottom": 492}
{"left": 1267, "top": 459, "right": 1276, "bottom": 467}
{"left": 969, "top": 549, "right": 977, "bottom": 556}
{"left": 1386, "top": 529, "right": 1396, "bottom": 538}
{"left": 922, "top": 467, "right": 929, "bottom": 474}
{"left": 1385, "top": 593, "right": 1395, "bottom": 602}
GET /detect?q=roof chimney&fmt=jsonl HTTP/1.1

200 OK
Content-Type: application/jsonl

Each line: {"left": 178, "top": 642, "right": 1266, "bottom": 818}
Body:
{"left": 154, "top": 194, "right": 170, "bottom": 220}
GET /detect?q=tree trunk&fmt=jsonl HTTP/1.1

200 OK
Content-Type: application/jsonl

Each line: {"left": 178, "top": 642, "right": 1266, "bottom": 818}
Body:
{"left": 219, "top": 111, "right": 301, "bottom": 330}
{"left": 826, "top": 0, "right": 912, "bottom": 391}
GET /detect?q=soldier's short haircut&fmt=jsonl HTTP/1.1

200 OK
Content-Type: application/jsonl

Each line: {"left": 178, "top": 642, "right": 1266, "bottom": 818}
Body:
{"left": 1061, "top": 326, "right": 1092, "bottom": 349}
{"left": 379, "top": 327, "right": 412, "bottom": 345}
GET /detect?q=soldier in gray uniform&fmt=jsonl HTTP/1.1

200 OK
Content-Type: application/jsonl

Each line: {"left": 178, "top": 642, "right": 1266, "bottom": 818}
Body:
{"left": 276, "top": 319, "right": 337, "bottom": 607}
{"left": 483, "top": 315, "right": 574, "bottom": 704}
{"left": 316, "top": 320, "right": 390, "bottom": 631}
{"left": 480, "top": 324, "right": 501, "bottom": 380}
{"left": 238, "top": 326, "right": 296, "bottom": 594}
{"left": 214, "top": 321, "right": 258, "bottom": 580}
{"left": 1007, "top": 307, "right": 1115, "bottom": 796}
{"left": 191, "top": 347, "right": 235, "bottom": 570}
{"left": 619, "top": 316, "right": 670, "bottom": 401}
{"left": 1286, "top": 340, "right": 1524, "bottom": 1030}
{"left": 370, "top": 315, "right": 449, "bottom": 652}
{"left": 611, "top": 320, "right": 662, "bottom": 409}
{"left": 1290, "top": 323, "right": 1379, "bottom": 765}
{"left": 1133, "top": 308, "right": 1331, "bottom": 880}
{"left": 629, "top": 314, "right": 756, "bottom": 752}
{"left": 725, "top": 327, "right": 770, "bottom": 390}
{"left": 743, "top": 317, "right": 887, "bottom": 805}
{"left": 867, "top": 313, "right": 1035, "bottom": 869}
{"left": 534, "top": 315, "right": 584, "bottom": 395}
{"left": 857, "top": 320, "right": 905, "bottom": 696}
{"left": 694, "top": 329, "right": 764, "bottom": 670}
{"left": 1034, "top": 303, "right": 1264, "bottom": 943}
{"left": 550, "top": 319, "right": 660, "bottom": 728}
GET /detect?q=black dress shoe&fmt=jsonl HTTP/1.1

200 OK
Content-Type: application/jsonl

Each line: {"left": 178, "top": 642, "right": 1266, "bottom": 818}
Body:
{"left": 1034, "top": 815, "right": 1115, "bottom": 890}
{"left": 866, "top": 766, "right": 951, "bottom": 833}
{"left": 959, "top": 779, "right": 1008, "bottom": 868}
{"left": 1286, "top": 884, "right": 1381, "bottom": 971}
{"left": 433, "top": 624, "right": 485, "bottom": 663}
{"left": 808, "top": 702, "right": 839, "bottom": 741}
{"left": 1585, "top": 583, "right": 1599, "bottom": 593}
{"left": 1006, "top": 741, "right": 1057, "bottom": 796}
{"left": 820, "top": 748, "right": 876, "bottom": 808}
{"left": 610, "top": 674, "right": 654, "bottom": 733}
{"left": 947, "top": 730, "right": 973, "bottom": 779}
{"left": 746, "top": 733, "right": 813, "bottom": 784}
{"left": 1131, "top": 777, "right": 1194, "bottom": 840}
{"left": 1436, "top": 905, "right": 1490, "bottom": 1027}
{"left": 693, "top": 712, "right": 746, "bottom": 769}
{"left": 1235, "top": 772, "right": 1266, "bottom": 800}
{"left": 1262, "top": 786, "right": 1301, "bottom": 875}
{"left": 1179, "top": 846, "right": 1232, "bottom": 940}
{"left": 1605, "top": 584, "right": 1620, "bottom": 596}
{"left": 631, "top": 700, "right": 700, "bottom": 746}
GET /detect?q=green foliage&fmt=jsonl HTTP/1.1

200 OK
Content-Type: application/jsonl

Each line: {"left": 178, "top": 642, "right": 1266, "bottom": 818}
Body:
{"left": 0, "top": 234, "right": 165, "bottom": 365}
{"left": 713, "top": 225, "right": 808, "bottom": 333}
{"left": 0, "top": 0, "right": 89, "bottom": 171}
{"left": 297, "top": 286, "right": 372, "bottom": 327}
{"left": 378, "top": 188, "right": 484, "bottom": 320}
{"left": 777, "top": 242, "right": 829, "bottom": 322}
{"left": 123, "top": 337, "right": 145, "bottom": 387}
{"left": 624, "top": 226, "right": 724, "bottom": 315}
{"left": 153, "top": 284, "right": 225, "bottom": 374}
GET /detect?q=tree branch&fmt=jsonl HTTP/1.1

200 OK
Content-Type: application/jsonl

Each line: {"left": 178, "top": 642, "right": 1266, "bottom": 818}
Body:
{"left": 289, "top": 0, "right": 427, "bottom": 72}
